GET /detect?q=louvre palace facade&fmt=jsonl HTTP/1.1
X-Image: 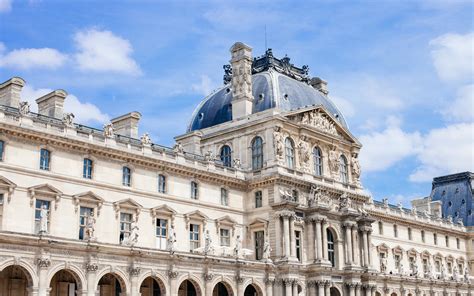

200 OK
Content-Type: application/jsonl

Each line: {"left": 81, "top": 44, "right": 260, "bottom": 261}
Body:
{"left": 0, "top": 42, "right": 472, "bottom": 296}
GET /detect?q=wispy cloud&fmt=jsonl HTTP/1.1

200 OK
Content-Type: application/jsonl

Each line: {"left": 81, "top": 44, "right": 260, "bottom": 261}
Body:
{"left": 0, "top": 42, "right": 67, "bottom": 70}
{"left": 0, "top": 0, "right": 12, "bottom": 13}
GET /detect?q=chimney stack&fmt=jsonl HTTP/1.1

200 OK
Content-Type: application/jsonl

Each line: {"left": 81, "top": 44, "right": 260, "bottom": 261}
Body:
{"left": 230, "top": 42, "right": 253, "bottom": 119}
{"left": 0, "top": 77, "right": 26, "bottom": 108}
{"left": 111, "top": 112, "right": 141, "bottom": 138}
{"left": 36, "top": 90, "right": 68, "bottom": 118}
{"left": 310, "top": 77, "right": 329, "bottom": 95}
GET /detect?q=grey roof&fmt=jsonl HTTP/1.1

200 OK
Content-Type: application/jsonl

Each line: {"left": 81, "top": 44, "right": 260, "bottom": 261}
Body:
{"left": 188, "top": 70, "right": 347, "bottom": 132}
{"left": 430, "top": 172, "right": 474, "bottom": 226}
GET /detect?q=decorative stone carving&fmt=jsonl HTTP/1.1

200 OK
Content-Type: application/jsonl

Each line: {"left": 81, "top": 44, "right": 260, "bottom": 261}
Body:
{"left": 328, "top": 146, "right": 340, "bottom": 178}
{"left": 123, "top": 218, "right": 139, "bottom": 247}
{"left": 204, "top": 273, "right": 214, "bottom": 281}
{"left": 382, "top": 198, "right": 389, "bottom": 208}
{"left": 273, "top": 127, "right": 284, "bottom": 162}
{"left": 167, "top": 225, "right": 176, "bottom": 254}
{"left": 62, "top": 113, "right": 75, "bottom": 127}
{"left": 86, "top": 263, "right": 99, "bottom": 272}
{"left": 234, "top": 235, "right": 242, "bottom": 258}
{"left": 232, "top": 63, "right": 252, "bottom": 99}
{"left": 380, "top": 256, "right": 388, "bottom": 273}
{"left": 308, "top": 185, "right": 330, "bottom": 206}
{"left": 140, "top": 133, "right": 152, "bottom": 145}
{"left": 103, "top": 123, "right": 114, "bottom": 138}
{"left": 295, "top": 109, "right": 338, "bottom": 136}
{"left": 38, "top": 205, "right": 48, "bottom": 235}
{"left": 262, "top": 239, "right": 272, "bottom": 262}
{"left": 297, "top": 135, "right": 311, "bottom": 171}
{"left": 19, "top": 101, "right": 30, "bottom": 116}
{"left": 84, "top": 211, "right": 96, "bottom": 241}
{"left": 167, "top": 268, "right": 178, "bottom": 279}
{"left": 453, "top": 264, "right": 459, "bottom": 281}
{"left": 464, "top": 266, "right": 471, "bottom": 283}
{"left": 204, "top": 229, "right": 214, "bottom": 255}
{"left": 223, "top": 64, "right": 232, "bottom": 85}
{"left": 37, "top": 258, "right": 51, "bottom": 268}
{"left": 339, "top": 193, "right": 351, "bottom": 211}
{"left": 351, "top": 153, "right": 361, "bottom": 185}
{"left": 173, "top": 142, "right": 184, "bottom": 154}
{"left": 204, "top": 150, "right": 214, "bottom": 162}
{"left": 129, "top": 267, "right": 140, "bottom": 276}
{"left": 279, "top": 187, "right": 297, "bottom": 203}
{"left": 232, "top": 158, "right": 241, "bottom": 168}
{"left": 441, "top": 263, "right": 447, "bottom": 280}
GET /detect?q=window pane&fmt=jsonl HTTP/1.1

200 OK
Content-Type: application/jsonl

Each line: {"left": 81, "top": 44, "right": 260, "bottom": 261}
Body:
{"left": 220, "top": 145, "right": 232, "bottom": 167}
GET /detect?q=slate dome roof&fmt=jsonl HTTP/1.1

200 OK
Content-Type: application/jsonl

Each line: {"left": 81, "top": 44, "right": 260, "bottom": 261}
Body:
{"left": 187, "top": 50, "right": 347, "bottom": 132}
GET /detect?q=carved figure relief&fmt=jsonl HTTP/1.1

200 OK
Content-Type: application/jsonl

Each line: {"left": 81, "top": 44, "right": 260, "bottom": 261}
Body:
{"left": 167, "top": 225, "right": 177, "bottom": 254}
{"left": 234, "top": 235, "right": 242, "bottom": 258}
{"left": 140, "top": 133, "right": 152, "bottom": 145}
{"left": 204, "top": 229, "right": 214, "bottom": 255}
{"left": 84, "top": 211, "right": 96, "bottom": 240}
{"left": 173, "top": 142, "right": 184, "bottom": 154}
{"left": 103, "top": 123, "right": 114, "bottom": 138}
{"left": 351, "top": 153, "right": 361, "bottom": 185}
{"left": 273, "top": 127, "right": 284, "bottom": 162}
{"left": 294, "top": 109, "right": 339, "bottom": 136}
{"left": 62, "top": 113, "right": 75, "bottom": 127}
{"left": 262, "top": 240, "right": 272, "bottom": 262}
{"left": 339, "top": 193, "right": 351, "bottom": 210}
{"left": 297, "top": 136, "right": 311, "bottom": 171}
{"left": 39, "top": 205, "right": 48, "bottom": 234}
{"left": 328, "top": 146, "right": 340, "bottom": 178}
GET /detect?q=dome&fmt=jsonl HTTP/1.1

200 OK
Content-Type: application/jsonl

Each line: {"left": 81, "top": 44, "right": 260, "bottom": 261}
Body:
{"left": 187, "top": 51, "right": 347, "bottom": 132}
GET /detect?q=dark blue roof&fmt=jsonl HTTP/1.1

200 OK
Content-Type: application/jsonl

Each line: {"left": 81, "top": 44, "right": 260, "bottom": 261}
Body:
{"left": 188, "top": 70, "right": 347, "bottom": 132}
{"left": 430, "top": 172, "right": 474, "bottom": 226}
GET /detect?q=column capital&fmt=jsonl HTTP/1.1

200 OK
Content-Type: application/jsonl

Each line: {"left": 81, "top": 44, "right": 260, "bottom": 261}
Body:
{"left": 129, "top": 267, "right": 140, "bottom": 277}
{"left": 37, "top": 258, "right": 51, "bottom": 268}
{"left": 343, "top": 221, "right": 356, "bottom": 228}
{"left": 325, "top": 280, "right": 332, "bottom": 287}
{"left": 203, "top": 273, "right": 214, "bottom": 282}
{"left": 85, "top": 263, "right": 99, "bottom": 272}
{"left": 276, "top": 210, "right": 294, "bottom": 219}
{"left": 359, "top": 225, "right": 372, "bottom": 232}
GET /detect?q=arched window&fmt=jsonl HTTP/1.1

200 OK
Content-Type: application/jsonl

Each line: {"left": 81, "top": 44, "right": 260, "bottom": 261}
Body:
{"left": 251, "top": 137, "right": 263, "bottom": 170}
{"left": 327, "top": 228, "right": 336, "bottom": 267}
{"left": 313, "top": 146, "right": 323, "bottom": 176}
{"left": 339, "top": 155, "right": 348, "bottom": 183}
{"left": 285, "top": 137, "right": 295, "bottom": 169}
{"left": 220, "top": 145, "right": 232, "bottom": 167}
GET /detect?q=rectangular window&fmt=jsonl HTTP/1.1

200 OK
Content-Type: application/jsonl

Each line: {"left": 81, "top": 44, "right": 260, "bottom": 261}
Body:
{"left": 39, "top": 149, "right": 50, "bottom": 170}
{"left": 423, "top": 258, "right": 428, "bottom": 274}
{"left": 220, "top": 228, "right": 230, "bottom": 247}
{"left": 122, "top": 167, "right": 131, "bottom": 186}
{"left": 434, "top": 233, "right": 437, "bottom": 245}
{"left": 378, "top": 222, "right": 383, "bottom": 235}
{"left": 78, "top": 207, "right": 93, "bottom": 240}
{"left": 255, "top": 191, "right": 262, "bottom": 208}
{"left": 158, "top": 174, "right": 166, "bottom": 193}
{"left": 435, "top": 261, "right": 441, "bottom": 272}
{"left": 408, "top": 227, "right": 412, "bottom": 240}
{"left": 445, "top": 235, "right": 449, "bottom": 247}
{"left": 189, "top": 224, "right": 200, "bottom": 251}
{"left": 292, "top": 190, "right": 299, "bottom": 203}
{"left": 447, "top": 262, "right": 453, "bottom": 273}
{"left": 394, "top": 254, "right": 401, "bottom": 269}
{"left": 459, "top": 264, "right": 463, "bottom": 274}
{"left": 0, "top": 193, "right": 4, "bottom": 205}
{"left": 457, "top": 238, "right": 460, "bottom": 249}
{"left": 34, "top": 199, "right": 50, "bottom": 233}
{"left": 295, "top": 230, "right": 301, "bottom": 261}
{"left": 409, "top": 257, "right": 415, "bottom": 273}
{"left": 155, "top": 218, "right": 167, "bottom": 250}
{"left": 83, "top": 158, "right": 93, "bottom": 179}
{"left": 421, "top": 230, "right": 425, "bottom": 242}
{"left": 191, "top": 181, "right": 198, "bottom": 199}
{"left": 220, "top": 188, "right": 228, "bottom": 206}
{"left": 119, "top": 213, "right": 132, "bottom": 243}
{"left": 254, "top": 230, "right": 264, "bottom": 260}
{"left": 0, "top": 140, "right": 4, "bottom": 161}
{"left": 393, "top": 225, "right": 398, "bottom": 238}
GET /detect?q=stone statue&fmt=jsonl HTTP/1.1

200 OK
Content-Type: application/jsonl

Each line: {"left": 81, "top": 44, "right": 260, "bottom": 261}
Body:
{"left": 412, "top": 261, "right": 419, "bottom": 277}
{"left": 411, "top": 206, "right": 417, "bottom": 215}
{"left": 358, "top": 206, "right": 369, "bottom": 217}
{"left": 262, "top": 240, "right": 272, "bottom": 262}
{"left": 339, "top": 193, "right": 351, "bottom": 210}
{"left": 426, "top": 261, "right": 433, "bottom": 279}
{"left": 204, "top": 150, "right": 214, "bottom": 162}
{"left": 441, "top": 263, "right": 447, "bottom": 280}
{"left": 464, "top": 266, "right": 471, "bottom": 283}
{"left": 301, "top": 112, "right": 310, "bottom": 125}
{"left": 297, "top": 136, "right": 311, "bottom": 170}
{"left": 382, "top": 198, "right": 389, "bottom": 208}
{"left": 39, "top": 205, "right": 48, "bottom": 234}
{"left": 127, "top": 218, "right": 139, "bottom": 246}
{"left": 233, "top": 158, "right": 241, "bottom": 168}
{"left": 62, "top": 113, "right": 75, "bottom": 127}
{"left": 308, "top": 185, "right": 317, "bottom": 206}
{"left": 167, "top": 225, "right": 176, "bottom": 254}
{"left": 351, "top": 153, "right": 361, "bottom": 183}
{"left": 103, "top": 123, "right": 114, "bottom": 138}
{"left": 397, "top": 202, "right": 403, "bottom": 211}
{"left": 140, "top": 133, "right": 152, "bottom": 145}
{"left": 204, "top": 229, "right": 213, "bottom": 255}
{"left": 380, "top": 256, "right": 388, "bottom": 273}
{"left": 19, "top": 101, "right": 30, "bottom": 116}
{"left": 234, "top": 235, "right": 242, "bottom": 258}
{"left": 399, "top": 262, "right": 404, "bottom": 275}
{"left": 328, "top": 146, "right": 339, "bottom": 176}
{"left": 273, "top": 128, "right": 284, "bottom": 161}
{"left": 84, "top": 211, "right": 96, "bottom": 240}
{"left": 453, "top": 265, "right": 459, "bottom": 281}
{"left": 173, "top": 142, "right": 184, "bottom": 154}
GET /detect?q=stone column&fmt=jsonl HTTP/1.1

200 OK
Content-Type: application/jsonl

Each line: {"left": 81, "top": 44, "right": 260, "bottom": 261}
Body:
{"left": 308, "top": 219, "right": 315, "bottom": 261}
{"left": 355, "top": 284, "right": 361, "bottom": 296}
{"left": 371, "top": 286, "right": 377, "bottom": 296}
{"left": 292, "top": 280, "right": 298, "bottom": 296}
{"left": 283, "top": 215, "right": 290, "bottom": 258}
{"left": 367, "top": 230, "right": 373, "bottom": 267}
{"left": 344, "top": 223, "right": 353, "bottom": 265}
{"left": 168, "top": 270, "right": 179, "bottom": 296}
{"left": 325, "top": 281, "right": 331, "bottom": 296}
{"left": 265, "top": 279, "right": 274, "bottom": 296}
{"left": 37, "top": 258, "right": 51, "bottom": 296}
{"left": 290, "top": 216, "right": 297, "bottom": 259}
{"left": 285, "top": 279, "right": 292, "bottom": 296}
{"left": 352, "top": 226, "right": 359, "bottom": 266}
{"left": 274, "top": 280, "right": 282, "bottom": 296}
{"left": 237, "top": 277, "right": 244, "bottom": 296}
{"left": 362, "top": 230, "right": 369, "bottom": 268}
{"left": 315, "top": 218, "right": 323, "bottom": 261}
{"left": 204, "top": 274, "right": 214, "bottom": 296}
{"left": 85, "top": 263, "right": 98, "bottom": 296}
{"left": 322, "top": 219, "right": 328, "bottom": 261}
{"left": 130, "top": 268, "right": 140, "bottom": 296}
{"left": 318, "top": 281, "right": 325, "bottom": 296}
{"left": 349, "top": 284, "right": 356, "bottom": 296}
{"left": 275, "top": 215, "right": 282, "bottom": 257}
{"left": 309, "top": 282, "right": 317, "bottom": 296}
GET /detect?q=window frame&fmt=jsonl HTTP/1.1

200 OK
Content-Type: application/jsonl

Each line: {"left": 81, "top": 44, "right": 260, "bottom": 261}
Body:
{"left": 251, "top": 137, "right": 264, "bottom": 170}
{"left": 119, "top": 212, "right": 133, "bottom": 243}
{"left": 190, "top": 181, "right": 199, "bottom": 200}
{"left": 122, "top": 166, "right": 132, "bottom": 187}
{"left": 254, "top": 230, "right": 265, "bottom": 260}
{"left": 83, "top": 158, "right": 93, "bottom": 179}
{"left": 220, "top": 188, "right": 228, "bottom": 206}
{"left": 285, "top": 137, "right": 295, "bottom": 169}
{"left": 339, "top": 154, "right": 348, "bottom": 183}
{"left": 189, "top": 223, "right": 201, "bottom": 251}
{"left": 0, "top": 140, "right": 4, "bottom": 161}
{"left": 220, "top": 228, "right": 230, "bottom": 247}
{"left": 255, "top": 190, "right": 263, "bottom": 208}
{"left": 39, "top": 148, "right": 51, "bottom": 171}
{"left": 327, "top": 228, "right": 336, "bottom": 267}
{"left": 78, "top": 206, "right": 94, "bottom": 240}
{"left": 220, "top": 145, "right": 232, "bottom": 167}
{"left": 313, "top": 146, "right": 323, "bottom": 176}
{"left": 158, "top": 174, "right": 166, "bottom": 193}
{"left": 155, "top": 218, "right": 168, "bottom": 250}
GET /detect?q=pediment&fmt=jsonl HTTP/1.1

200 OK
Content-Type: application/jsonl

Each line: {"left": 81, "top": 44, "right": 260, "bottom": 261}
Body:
{"left": 392, "top": 245, "right": 404, "bottom": 255}
{"left": 421, "top": 250, "right": 431, "bottom": 258}
{"left": 0, "top": 176, "right": 16, "bottom": 202}
{"left": 249, "top": 218, "right": 269, "bottom": 228}
{"left": 285, "top": 106, "right": 361, "bottom": 145}
{"left": 185, "top": 210, "right": 208, "bottom": 221}
{"left": 377, "top": 243, "right": 390, "bottom": 253}
{"left": 113, "top": 198, "right": 142, "bottom": 210}
{"left": 407, "top": 248, "right": 418, "bottom": 257}
{"left": 151, "top": 205, "right": 177, "bottom": 217}
{"left": 73, "top": 191, "right": 104, "bottom": 215}
{"left": 216, "top": 215, "right": 237, "bottom": 225}
{"left": 28, "top": 184, "right": 62, "bottom": 196}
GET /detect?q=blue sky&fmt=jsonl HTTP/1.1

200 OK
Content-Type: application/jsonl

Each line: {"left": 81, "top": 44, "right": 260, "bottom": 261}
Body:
{"left": 1, "top": 0, "right": 473, "bottom": 205}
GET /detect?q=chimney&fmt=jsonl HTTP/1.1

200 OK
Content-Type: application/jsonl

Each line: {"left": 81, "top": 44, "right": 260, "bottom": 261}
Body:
{"left": 0, "top": 77, "right": 26, "bottom": 108}
{"left": 310, "top": 77, "right": 329, "bottom": 95}
{"left": 111, "top": 112, "right": 141, "bottom": 138}
{"left": 36, "top": 89, "right": 68, "bottom": 118}
{"left": 230, "top": 42, "right": 253, "bottom": 119}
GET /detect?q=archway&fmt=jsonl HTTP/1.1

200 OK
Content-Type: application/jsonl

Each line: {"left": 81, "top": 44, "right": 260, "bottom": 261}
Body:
{"left": 391, "top": 293, "right": 398, "bottom": 296}
{"left": 140, "top": 276, "right": 165, "bottom": 296}
{"left": 330, "top": 287, "right": 341, "bottom": 296}
{"left": 178, "top": 279, "right": 201, "bottom": 296}
{"left": 0, "top": 265, "right": 32, "bottom": 295}
{"left": 49, "top": 270, "right": 79, "bottom": 296}
{"left": 212, "top": 282, "right": 233, "bottom": 296}
{"left": 244, "top": 284, "right": 263, "bottom": 296}
{"left": 98, "top": 273, "right": 126, "bottom": 296}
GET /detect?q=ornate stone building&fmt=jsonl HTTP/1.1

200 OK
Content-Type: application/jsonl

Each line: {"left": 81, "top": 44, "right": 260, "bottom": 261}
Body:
{"left": 0, "top": 42, "right": 472, "bottom": 296}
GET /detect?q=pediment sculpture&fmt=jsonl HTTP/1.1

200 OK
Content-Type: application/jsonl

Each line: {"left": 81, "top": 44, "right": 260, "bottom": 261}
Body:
{"left": 298, "top": 109, "right": 339, "bottom": 136}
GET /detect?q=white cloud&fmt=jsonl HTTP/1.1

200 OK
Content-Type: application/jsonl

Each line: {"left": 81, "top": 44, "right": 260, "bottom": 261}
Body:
{"left": 409, "top": 122, "right": 474, "bottom": 182}
{"left": 430, "top": 32, "right": 474, "bottom": 82}
{"left": 74, "top": 29, "right": 141, "bottom": 75}
{"left": 0, "top": 0, "right": 12, "bottom": 13}
{"left": 0, "top": 46, "right": 67, "bottom": 70}
{"left": 191, "top": 75, "right": 215, "bottom": 96}
{"left": 359, "top": 116, "right": 422, "bottom": 172}
{"left": 441, "top": 84, "right": 474, "bottom": 122}
{"left": 21, "top": 85, "right": 109, "bottom": 124}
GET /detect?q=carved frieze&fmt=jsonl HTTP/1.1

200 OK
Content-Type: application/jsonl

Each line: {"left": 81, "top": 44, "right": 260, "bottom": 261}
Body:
{"left": 293, "top": 109, "right": 339, "bottom": 136}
